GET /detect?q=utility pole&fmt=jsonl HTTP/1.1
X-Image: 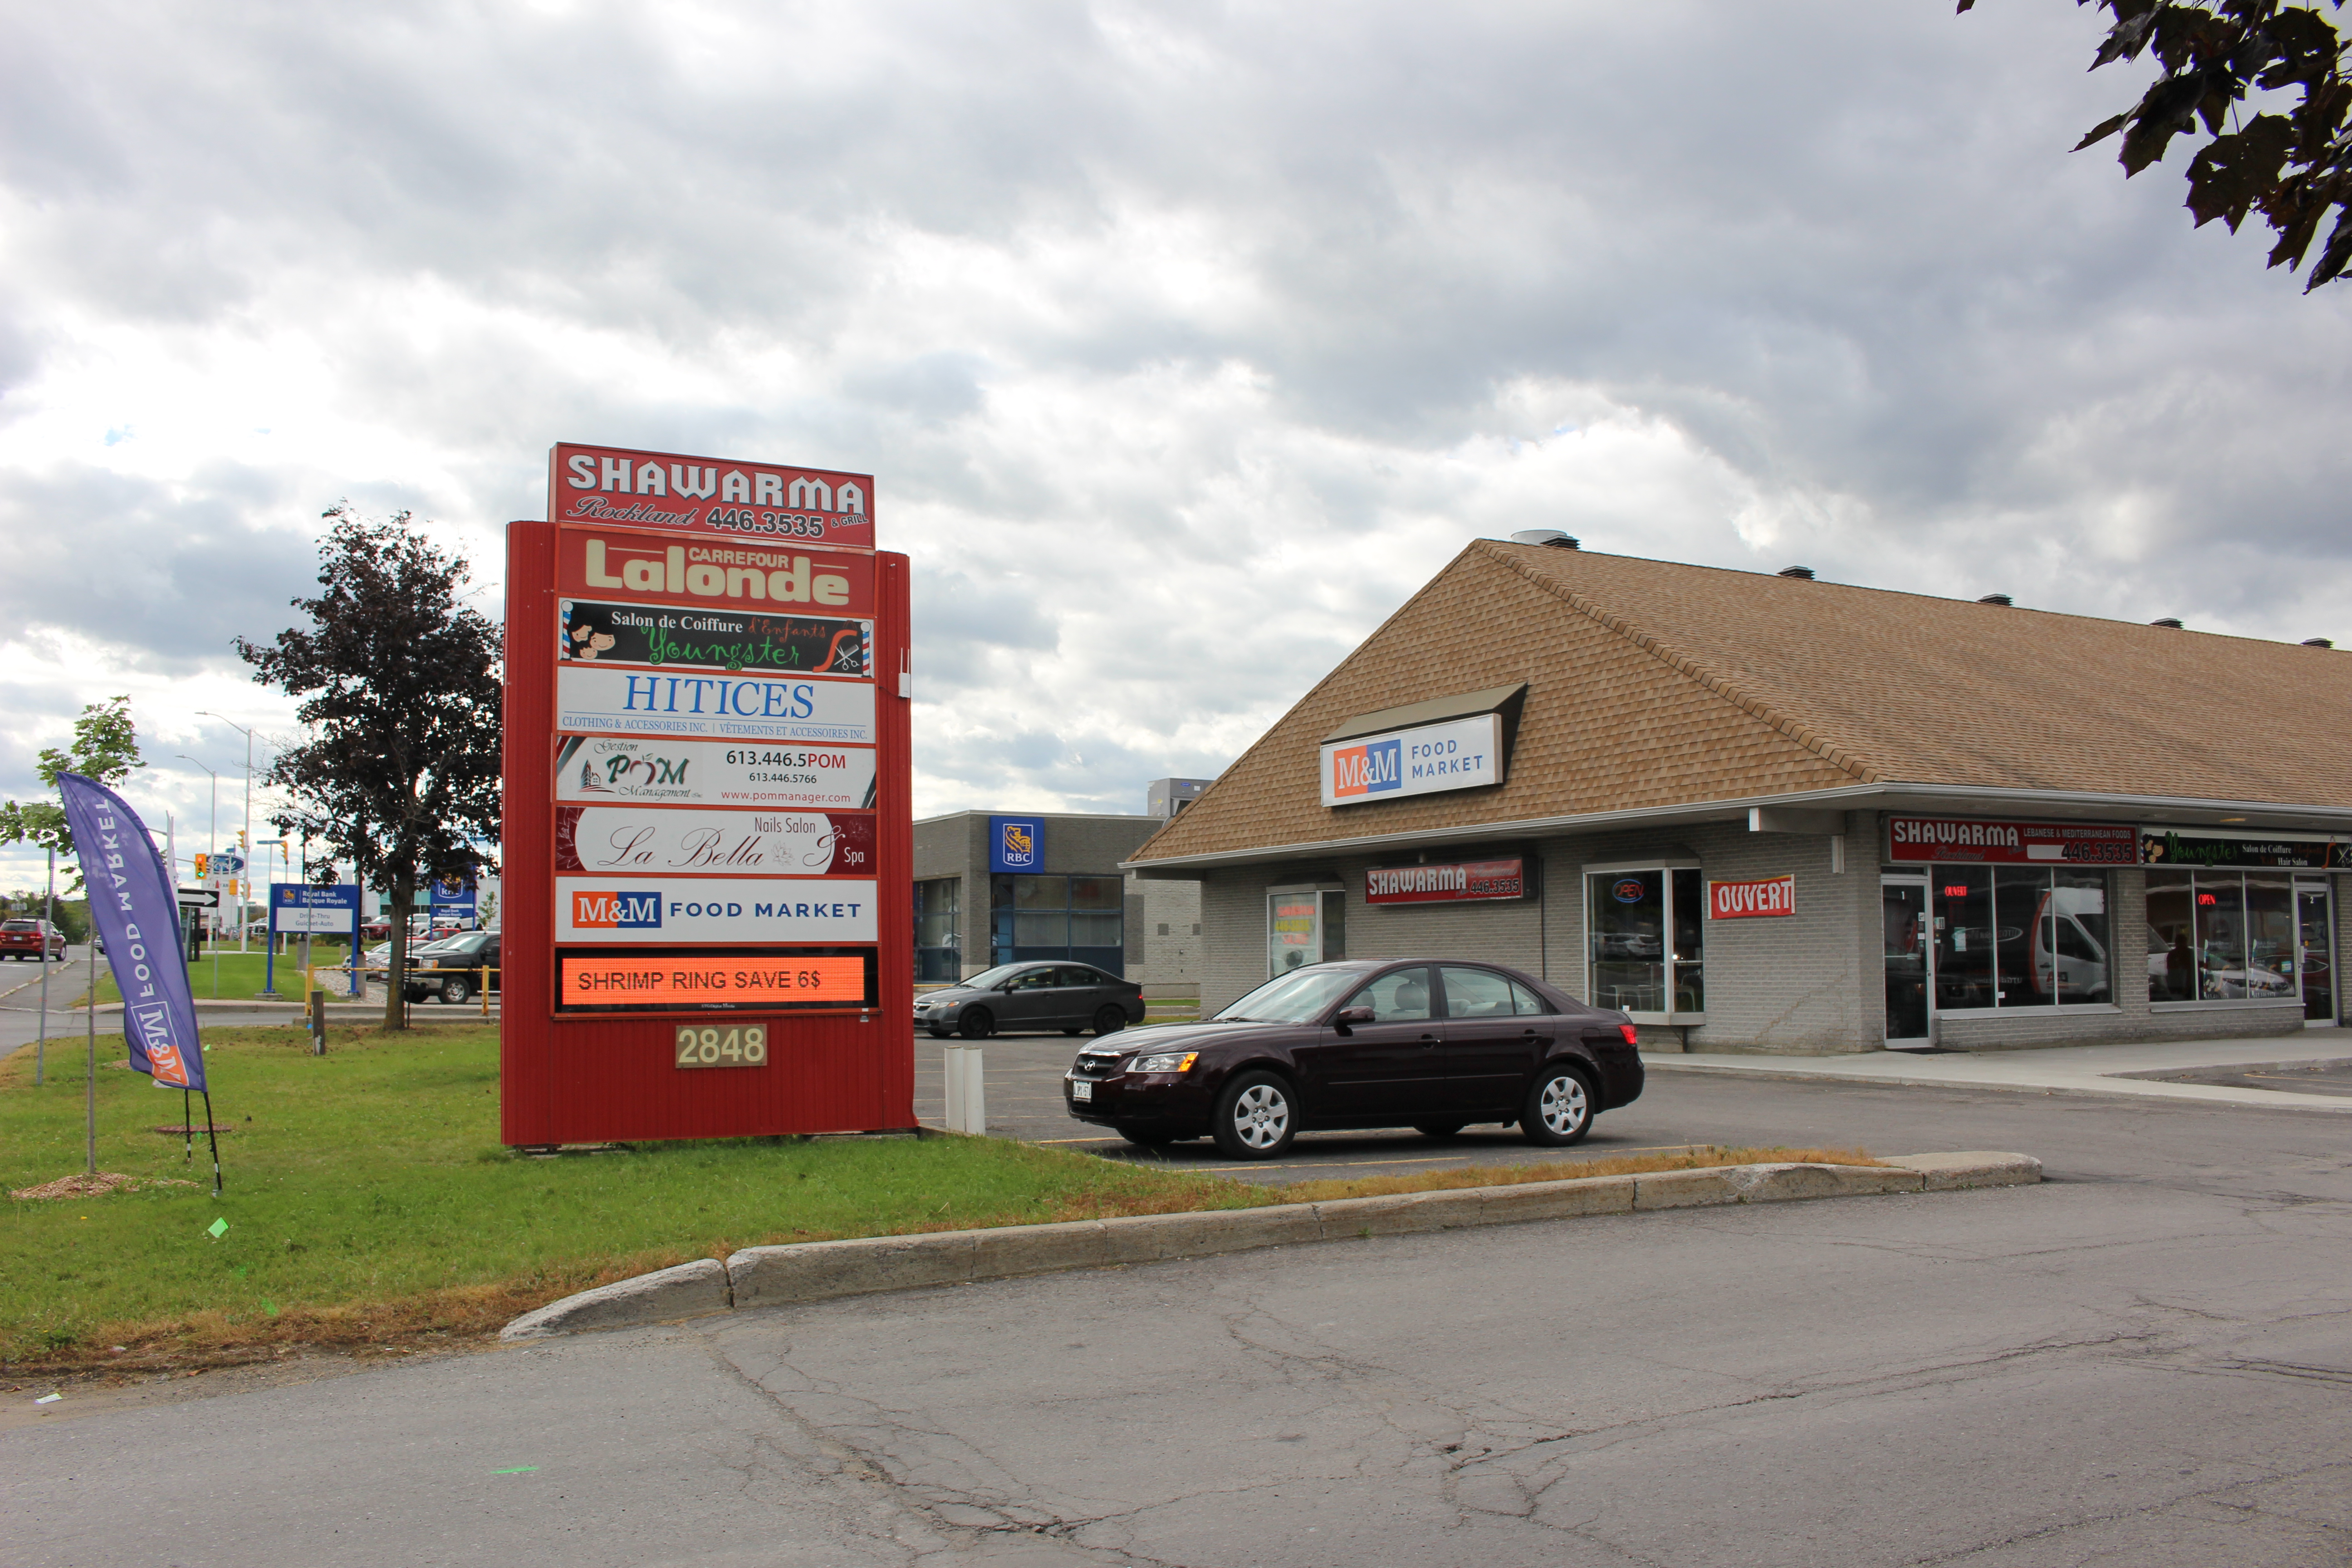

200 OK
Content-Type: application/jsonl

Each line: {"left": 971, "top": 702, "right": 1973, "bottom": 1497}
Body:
{"left": 36, "top": 846, "right": 51, "bottom": 1086}
{"left": 199, "top": 713, "right": 256, "bottom": 952}
{"left": 179, "top": 755, "right": 219, "bottom": 998}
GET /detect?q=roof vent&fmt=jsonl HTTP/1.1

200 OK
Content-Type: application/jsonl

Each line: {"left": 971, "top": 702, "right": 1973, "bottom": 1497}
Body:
{"left": 1777, "top": 566, "right": 1816, "bottom": 580}
{"left": 1509, "top": 529, "right": 1578, "bottom": 549}
{"left": 2150, "top": 617, "right": 2184, "bottom": 629}
{"left": 2306, "top": 637, "right": 2336, "bottom": 648}
{"left": 1977, "top": 593, "right": 2014, "bottom": 607}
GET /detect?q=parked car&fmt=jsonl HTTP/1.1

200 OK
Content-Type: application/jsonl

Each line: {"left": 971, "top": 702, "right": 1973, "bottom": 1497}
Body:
{"left": 0, "top": 919, "right": 66, "bottom": 961}
{"left": 916, "top": 962, "right": 1145, "bottom": 1039}
{"left": 403, "top": 931, "right": 500, "bottom": 1004}
{"left": 1062, "top": 959, "right": 1644, "bottom": 1159}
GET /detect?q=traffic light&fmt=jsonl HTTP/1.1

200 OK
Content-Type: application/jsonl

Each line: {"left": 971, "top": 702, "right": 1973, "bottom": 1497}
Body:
{"left": 239, "top": 829, "right": 249, "bottom": 851}
{"left": 194, "top": 853, "right": 210, "bottom": 878}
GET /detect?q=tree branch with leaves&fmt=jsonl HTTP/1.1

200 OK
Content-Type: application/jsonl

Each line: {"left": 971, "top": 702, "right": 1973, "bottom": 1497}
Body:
{"left": 238, "top": 505, "right": 503, "bottom": 1030}
{"left": 1964, "top": 1, "right": 2352, "bottom": 289}
{"left": 0, "top": 696, "right": 147, "bottom": 893}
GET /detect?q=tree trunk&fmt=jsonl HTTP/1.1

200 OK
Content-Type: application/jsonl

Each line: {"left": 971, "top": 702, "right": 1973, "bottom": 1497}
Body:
{"left": 382, "top": 876, "right": 413, "bottom": 1031}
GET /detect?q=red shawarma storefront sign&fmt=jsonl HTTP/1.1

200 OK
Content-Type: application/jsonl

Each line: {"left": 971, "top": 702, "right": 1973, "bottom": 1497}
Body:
{"left": 1364, "top": 858, "right": 1526, "bottom": 906}
{"left": 1886, "top": 816, "right": 2136, "bottom": 866}
{"left": 549, "top": 442, "right": 877, "bottom": 551}
{"left": 1709, "top": 875, "right": 1795, "bottom": 920}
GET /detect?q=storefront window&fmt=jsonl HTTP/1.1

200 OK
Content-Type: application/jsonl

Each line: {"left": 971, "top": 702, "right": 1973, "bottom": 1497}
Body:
{"left": 1935, "top": 867, "right": 2111, "bottom": 1009}
{"left": 1069, "top": 876, "right": 1124, "bottom": 948}
{"left": 2195, "top": 876, "right": 2247, "bottom": 1000}
{"left": 914, "top": 877, "right": 960, "bottom": 983}
{"left": 2051, "top": 868, "right": 2110, "bottom": 1004}
{"left": 2147, "top": 871, "right": 2195, "bottom": 1000}
{"left": 2150, "top": 870, "right": 2296, "bottom": 1002}
{"left": 993, "top": 873, "right": 1124, "bottom": 972}
{"left": 1587, "top": 868, "right": 1701, "bottom": 1017}
{"left": 2246, "top": 876, "right": 2296, "bottom": 999}
{"left": 1933, "top": 868, "right": 1994, "bottom": 1010}
{"left": 1671, "top": 867, "right": 1705, "bottom": 1013}
{"left": 1266, "top": 889, "right": 1347, "bottom": 978}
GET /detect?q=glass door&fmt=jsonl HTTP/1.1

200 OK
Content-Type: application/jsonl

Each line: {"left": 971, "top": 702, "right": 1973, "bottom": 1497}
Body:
{"left": 2296, "top": 882, "right": 2336, "bottom": 1024}
{"left": 1882, "top": 877, "right": 1931, "bottom": 1048}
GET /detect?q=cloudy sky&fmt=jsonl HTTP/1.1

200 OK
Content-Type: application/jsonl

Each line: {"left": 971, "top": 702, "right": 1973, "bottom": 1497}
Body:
{"left": 2, "top": 0, "right": 2346, "bottom": 888}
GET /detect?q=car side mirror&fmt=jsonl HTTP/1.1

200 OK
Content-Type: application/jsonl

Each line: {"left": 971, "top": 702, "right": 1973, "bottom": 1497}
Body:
{"left": 1333, "top": 1005, "right": 1375, "bottom": 1034}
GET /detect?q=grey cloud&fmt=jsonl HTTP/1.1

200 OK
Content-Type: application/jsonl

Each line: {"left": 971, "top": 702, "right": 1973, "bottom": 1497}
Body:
{"left": 6, "top": 0, "right": 2350, "bottom": 818}
{"left": 0, "top": 465, "right": 321, "bottom": 671}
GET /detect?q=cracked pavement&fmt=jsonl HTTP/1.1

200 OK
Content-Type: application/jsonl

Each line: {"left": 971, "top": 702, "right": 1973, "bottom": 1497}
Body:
{"left": 8, "top": 1074, "right": 2350, "bottom": 1566}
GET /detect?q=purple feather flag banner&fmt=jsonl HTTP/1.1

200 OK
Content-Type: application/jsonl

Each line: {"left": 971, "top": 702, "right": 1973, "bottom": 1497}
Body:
{"left": 58, "top": 772, "right": 206, "bottom": 1091}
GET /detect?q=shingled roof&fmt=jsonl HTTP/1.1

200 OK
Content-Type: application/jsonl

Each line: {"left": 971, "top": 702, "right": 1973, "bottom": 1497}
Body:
{"left": 1129, "top": 539, "right": 2352, "bottom": 867}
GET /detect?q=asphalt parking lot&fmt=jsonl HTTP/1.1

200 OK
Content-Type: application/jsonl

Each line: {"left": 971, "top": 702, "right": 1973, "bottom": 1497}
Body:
{"left": 910, "top": 1024, "right": 2260, "bottom": 1184}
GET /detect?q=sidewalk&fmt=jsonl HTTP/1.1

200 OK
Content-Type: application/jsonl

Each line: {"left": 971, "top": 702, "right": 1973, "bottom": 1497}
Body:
{"left": 1644, "top": 1033, "right": 2352, "bottom": 1112}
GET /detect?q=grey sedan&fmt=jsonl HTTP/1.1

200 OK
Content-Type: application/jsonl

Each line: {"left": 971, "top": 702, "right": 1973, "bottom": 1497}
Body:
{"left": 916, "top": 962, "right": 1145, "bottom": 1039}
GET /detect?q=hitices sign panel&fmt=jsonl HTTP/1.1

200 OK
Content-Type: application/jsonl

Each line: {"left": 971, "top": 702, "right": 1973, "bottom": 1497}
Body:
{"left": 1319, "top": 713, "right": 1505, "bottom": 808}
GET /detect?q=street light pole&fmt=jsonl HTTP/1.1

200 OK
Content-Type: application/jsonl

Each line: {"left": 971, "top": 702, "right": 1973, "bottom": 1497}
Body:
{"left": 178, "top": 755, "right": 220, "bottom": 1000}
{"left": 198, "top": 714, "right": 256, "bottom": 953}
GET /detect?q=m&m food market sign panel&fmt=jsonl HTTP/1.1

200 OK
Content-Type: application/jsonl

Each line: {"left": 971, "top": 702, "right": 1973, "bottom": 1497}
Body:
{"left": 500, "top": 442, "right": 913, "bottom": 1145}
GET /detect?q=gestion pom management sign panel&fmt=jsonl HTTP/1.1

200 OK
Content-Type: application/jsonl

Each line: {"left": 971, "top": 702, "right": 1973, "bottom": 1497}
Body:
{"left": 500, "top": 441, "right": 912, "bottom": 1143}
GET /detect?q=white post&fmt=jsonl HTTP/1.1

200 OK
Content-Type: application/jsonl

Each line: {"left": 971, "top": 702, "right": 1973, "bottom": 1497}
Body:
{"left": 942, "top": 1044, "right": 966, "bottom": 1133}
{"left": 947, "top": 1046, "right": 987, "bottom": 1136}
{"left": 965, "top": 1048, "right": 986, "bottom": 1135}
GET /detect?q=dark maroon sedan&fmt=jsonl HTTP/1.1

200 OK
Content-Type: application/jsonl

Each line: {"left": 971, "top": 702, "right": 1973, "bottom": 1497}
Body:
{"left": 1063, "top": 959, "right": 1644, "bottom": 1159}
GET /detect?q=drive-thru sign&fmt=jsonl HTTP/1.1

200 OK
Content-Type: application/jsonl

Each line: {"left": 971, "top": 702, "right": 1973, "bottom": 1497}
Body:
{"left": 500, "top": 441, "right": 912, "bottom": 1144}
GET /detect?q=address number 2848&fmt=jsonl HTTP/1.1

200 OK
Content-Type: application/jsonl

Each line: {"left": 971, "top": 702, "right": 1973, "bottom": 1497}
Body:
{"left": 675, "top": 1025, "right": 769, "bottom": 1068}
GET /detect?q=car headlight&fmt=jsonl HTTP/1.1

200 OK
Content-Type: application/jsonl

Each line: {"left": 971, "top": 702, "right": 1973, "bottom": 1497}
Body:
{"left": 1126, "top": 1051, "right": 1197, "bottom": 1074}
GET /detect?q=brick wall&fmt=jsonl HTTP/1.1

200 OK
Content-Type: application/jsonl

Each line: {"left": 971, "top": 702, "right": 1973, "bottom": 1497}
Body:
{"left": 1191, "top": 826, "right": 2347, "bottom": 1054}
{"left": 1196, "top": 818, "right": 1876, "bottom": 1053}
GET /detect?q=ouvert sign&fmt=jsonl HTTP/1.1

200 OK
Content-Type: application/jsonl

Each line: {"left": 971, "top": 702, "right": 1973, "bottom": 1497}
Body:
{"left": 500, "top": 441, "right": 914, "bottom": 1145}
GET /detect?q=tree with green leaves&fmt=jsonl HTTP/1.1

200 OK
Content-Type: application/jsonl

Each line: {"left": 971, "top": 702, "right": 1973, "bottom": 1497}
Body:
{"left": 237, "top": 505, "right": 503, "bottom": 1029}
{"left": 0, "top": 696, "right": 147, "bottom": 893}
{"left": 1962, "top": 2, "right": 2351, "bottom": 289}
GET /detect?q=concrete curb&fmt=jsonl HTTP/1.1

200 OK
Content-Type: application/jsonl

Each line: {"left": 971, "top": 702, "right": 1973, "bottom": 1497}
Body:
{"left": 498, "top": 1151, "right": 2041, "bottom": 1340}
{"left": 1642, "top": 1055, "right": 2352, "bottom": 1113}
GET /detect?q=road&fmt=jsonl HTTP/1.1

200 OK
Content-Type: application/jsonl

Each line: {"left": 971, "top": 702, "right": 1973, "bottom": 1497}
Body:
{"left": 8, "top": 1071, "right": 2350, "bottom": 1566}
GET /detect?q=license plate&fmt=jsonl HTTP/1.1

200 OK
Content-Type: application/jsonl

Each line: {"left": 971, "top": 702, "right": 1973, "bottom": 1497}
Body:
{"left": 1069, "top": 1078, "right": 1092, "bottom": 1102}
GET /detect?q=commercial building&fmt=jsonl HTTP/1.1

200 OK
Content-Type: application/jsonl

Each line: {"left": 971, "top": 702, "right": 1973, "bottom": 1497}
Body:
{"left": 1125, "top": 537, "right": 2350, "bottom": 1052}
{"left": 914, "top": 780, "right": 1213, "bottom": 988}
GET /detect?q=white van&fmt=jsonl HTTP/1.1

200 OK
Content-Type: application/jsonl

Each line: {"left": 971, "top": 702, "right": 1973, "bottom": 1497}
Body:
{"left": 2030, "top": 885, "right": 2111, "bottom": 1002}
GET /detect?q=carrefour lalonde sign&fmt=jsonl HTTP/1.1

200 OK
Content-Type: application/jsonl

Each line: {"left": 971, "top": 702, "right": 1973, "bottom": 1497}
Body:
{"left": 1320, "top": 713, "right": 1505, "bottom": 808}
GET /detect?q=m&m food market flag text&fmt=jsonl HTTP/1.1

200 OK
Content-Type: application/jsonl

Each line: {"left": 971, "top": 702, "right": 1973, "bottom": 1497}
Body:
{"left": 57, "top": 771, "right": 222, "bottom": 1194}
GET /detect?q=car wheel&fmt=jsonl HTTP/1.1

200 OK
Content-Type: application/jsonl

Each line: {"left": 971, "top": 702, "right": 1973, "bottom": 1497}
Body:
{"left": 1211, "top": 1071, "right": 1297, "bottom": 1159}
{"left": 440, "top": 976, "right": 473, "bottom": 1004}
{"left": 1413, "top": 1122, "right": 1466, "bottom": 1139}
{"left": 1117, "top": 1124, "right": 1183, "bottom": 1147}
{"left": 1092, "top": 1005, "right": 1127, "bottom": 1036}
{"left": 958, "top": 1007, "right": 994, "bottom": 1040}
{"left": 1521, "top": 1064, "right": 1595, "bottom": 1147}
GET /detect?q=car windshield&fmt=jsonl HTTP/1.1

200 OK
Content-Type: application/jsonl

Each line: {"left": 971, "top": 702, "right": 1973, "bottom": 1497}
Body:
{"left": 1, "top": 921, "right": 34, "bottom": 931}
{"left": 1213, "top": 966, "right": 1367, "bottom": 1024}
{"left": 956, "top": 964, "right": 1030, "bottom": 990}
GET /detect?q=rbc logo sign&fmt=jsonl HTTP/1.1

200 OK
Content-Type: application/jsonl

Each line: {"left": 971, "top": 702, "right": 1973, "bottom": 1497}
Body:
{"left": 990, "top": 817, "right": 1043, "bottom": 872}
{"left": 1331, "top": 738, "right": 1402, "bottom": 799}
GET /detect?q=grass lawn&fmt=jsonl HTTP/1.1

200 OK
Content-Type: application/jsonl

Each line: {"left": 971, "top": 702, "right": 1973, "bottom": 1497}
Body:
{"left": 73, "top": 947, "right": 362, "bottom": 1005}
{"left": 4, "top": 1019, "right": 1888, "bottom": 1377}
{"left": 0, "top": 1021, "right": 1252, "bottom": 1371}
